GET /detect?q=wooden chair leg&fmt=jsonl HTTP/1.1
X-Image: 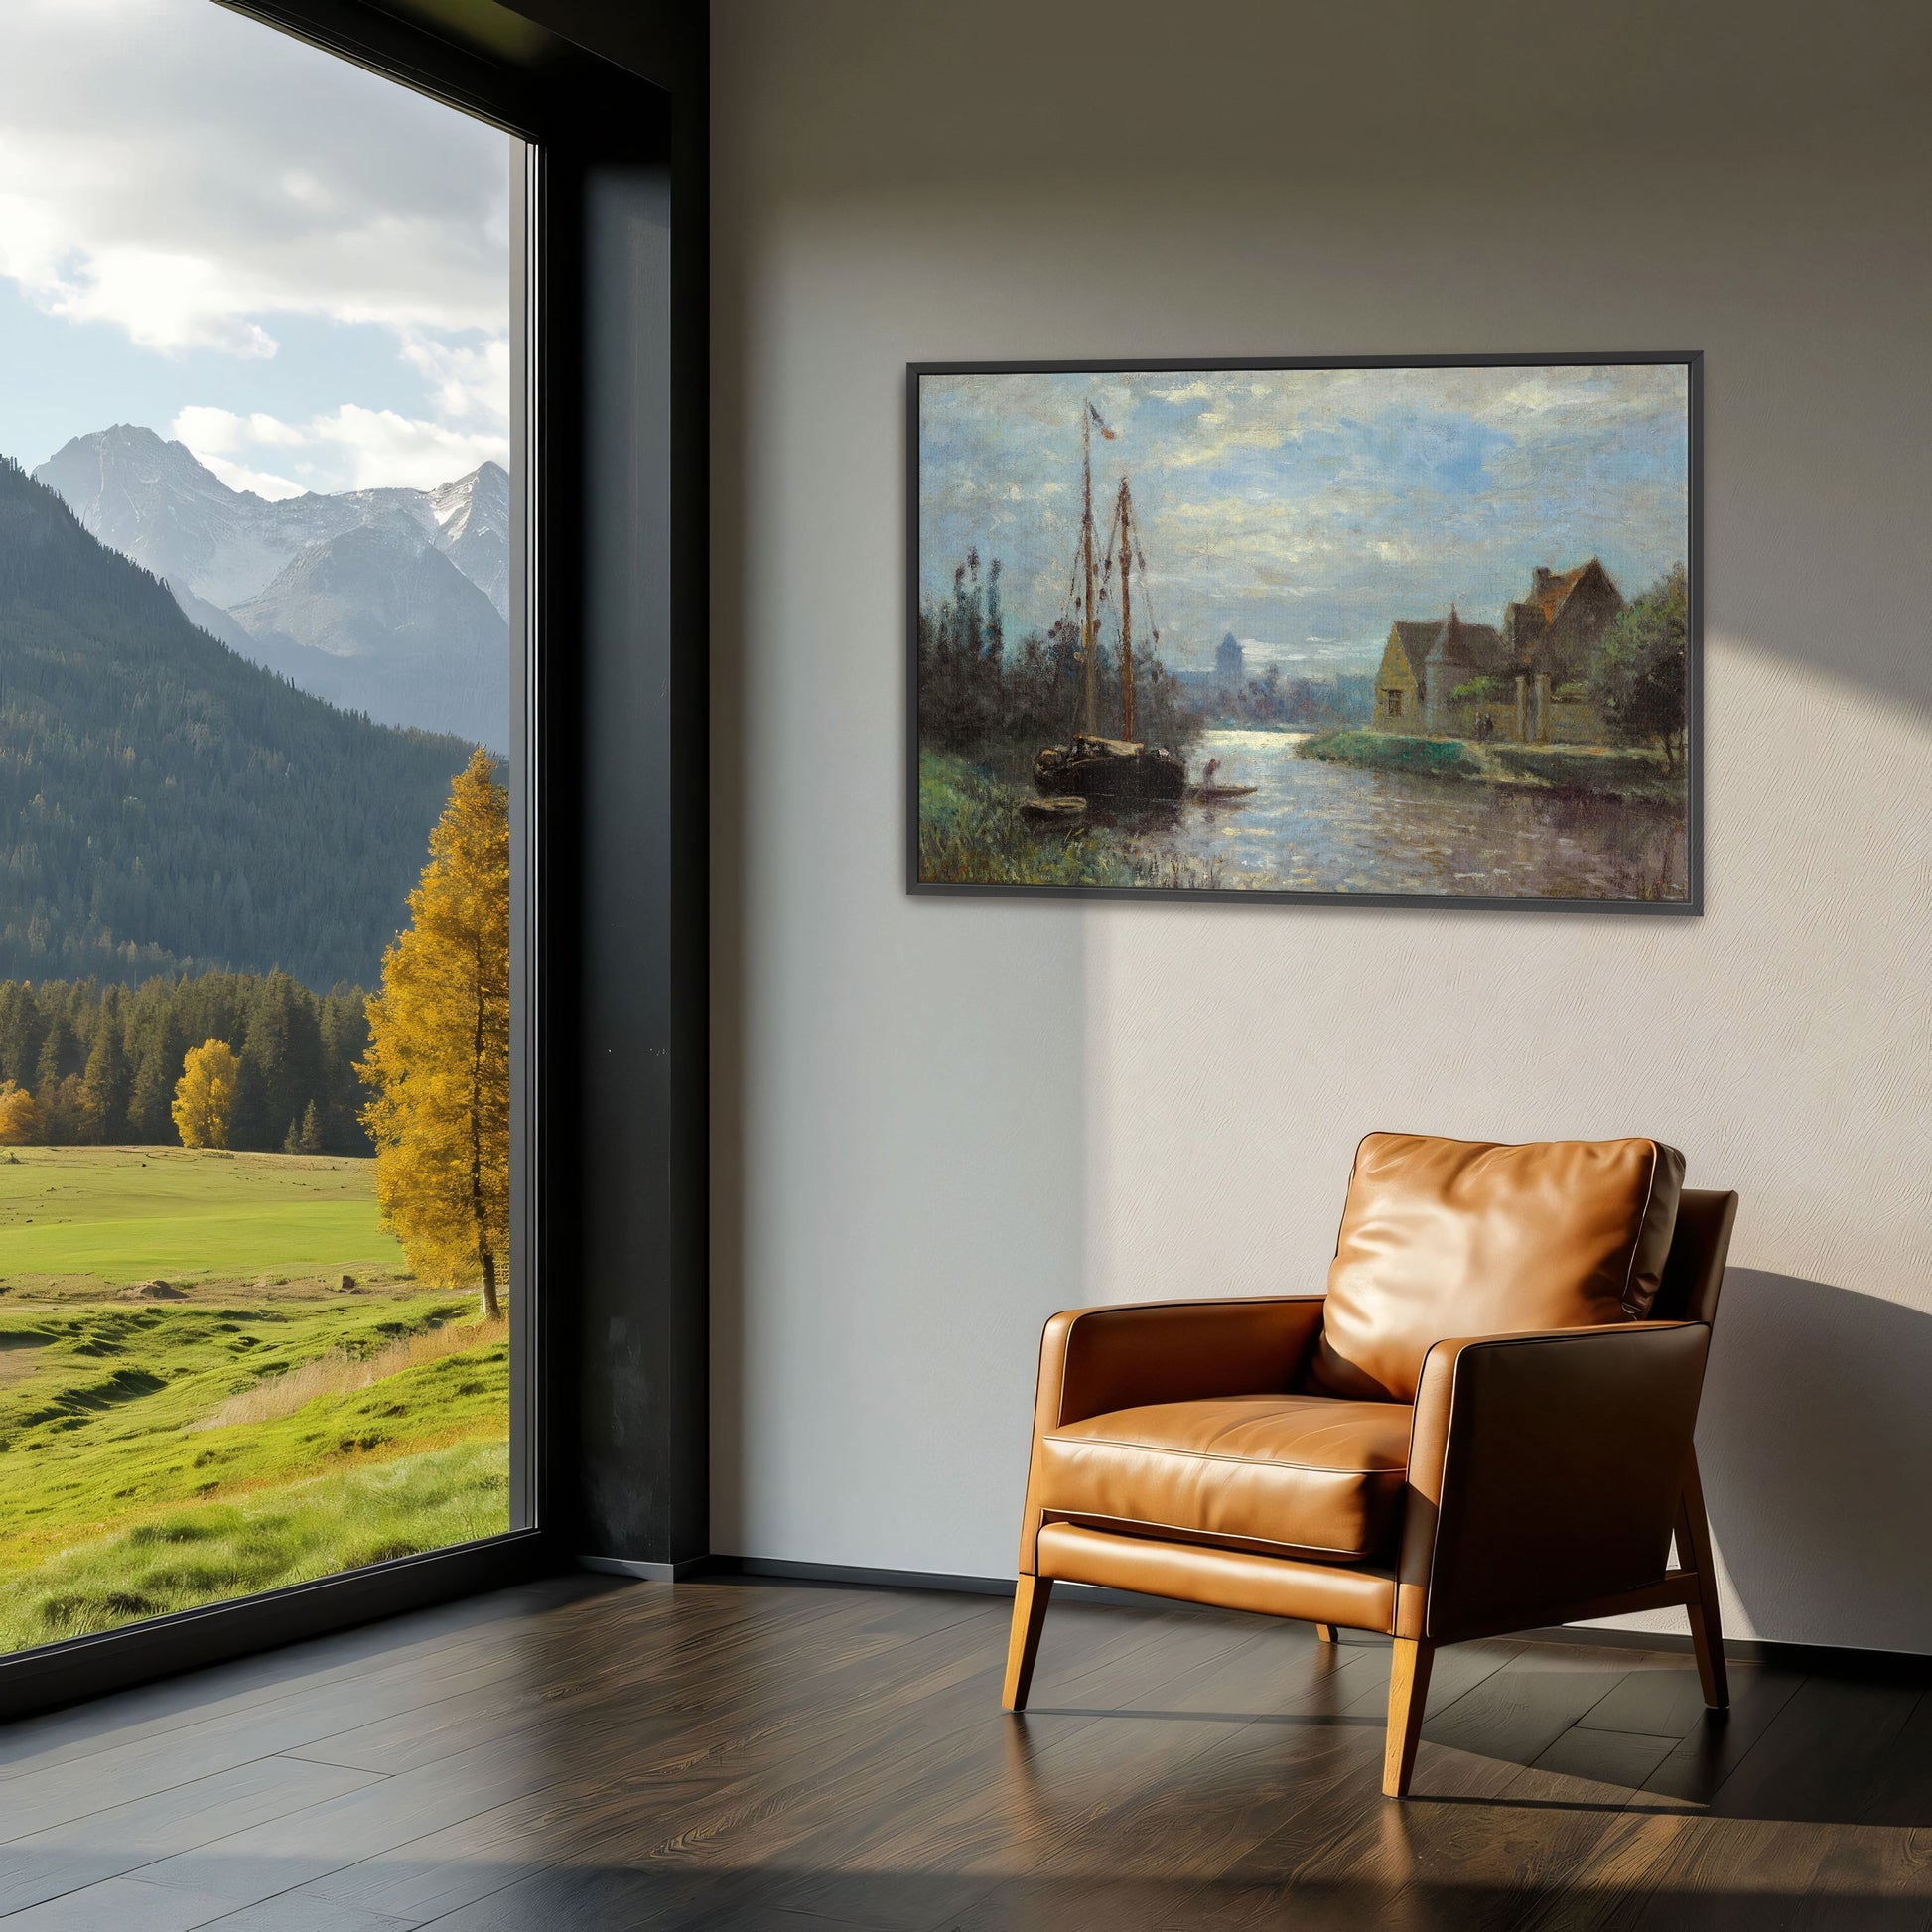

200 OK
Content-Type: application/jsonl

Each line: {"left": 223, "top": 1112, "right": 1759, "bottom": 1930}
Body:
{"left": 1677, "top": 1448, "right": 1729, "bottom": 1710}
{"left": 1382, "top": 1638, "right": 1434, "bottom": 1799}
{"left": 1003, "top": 1575, "right": 1053, "bottom": 1712}
{"left": 1313, "top": 1622, "right": 1338, "bottom": 1644}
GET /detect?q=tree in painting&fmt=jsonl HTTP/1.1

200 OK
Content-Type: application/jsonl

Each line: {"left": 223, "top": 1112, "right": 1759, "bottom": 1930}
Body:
{"left": 1591, "top": 565, "right": 1689, "bottom": 775}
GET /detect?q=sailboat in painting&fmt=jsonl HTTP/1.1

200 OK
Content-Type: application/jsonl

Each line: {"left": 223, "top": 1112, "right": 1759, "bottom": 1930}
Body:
{"left": 1033, "top": 402, "right": 1187, "bottom": 805}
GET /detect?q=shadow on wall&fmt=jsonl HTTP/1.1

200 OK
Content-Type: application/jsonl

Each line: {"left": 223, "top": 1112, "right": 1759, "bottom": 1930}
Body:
{"left": 1700, "top": 1270, "right": 1932, "bottom": 1657}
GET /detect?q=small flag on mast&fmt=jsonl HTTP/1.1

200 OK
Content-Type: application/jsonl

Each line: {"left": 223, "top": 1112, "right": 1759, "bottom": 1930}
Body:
{"left": 1088, "top": 401, "right": 1117, "bottom": 441}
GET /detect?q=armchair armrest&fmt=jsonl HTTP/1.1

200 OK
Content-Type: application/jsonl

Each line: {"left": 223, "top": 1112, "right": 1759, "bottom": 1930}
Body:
{"left": 1017, "top": 1298, "right": 1325, "bottom": 1574}
{"left": 1033, "top": 1297, "right": 1327, "bottom": 1435}
{"left": 1396, "top": 1320, "right": 1710, "bottom": 1641}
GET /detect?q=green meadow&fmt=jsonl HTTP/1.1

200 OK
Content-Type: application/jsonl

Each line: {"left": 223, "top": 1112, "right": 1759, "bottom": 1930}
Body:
{"left": 0, "top": 1148, "right": 509, "bottom": 1651}
{"left": 0, "top": 1145, "right": 406, "bottom": 1289}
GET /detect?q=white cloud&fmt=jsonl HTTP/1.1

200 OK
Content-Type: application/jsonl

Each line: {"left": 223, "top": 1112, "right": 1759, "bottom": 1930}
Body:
{"left": 203, "top": 456, "right": 309, "bottom": 501}
{"left": 1, "top": 0, "right": 511, "bottom": 489}
{"left": 397, "top": 332, "right": 510, "bottom": 425}
{"left": 312, "top": 403, "right": 508, "bottom": 490}
{"left": 0, "top": 0, "right": 509, "bottom": 352}
{"left": 166, "top": 405, "right": 303, "bottom": 496}
{"left": 172, "top": 402, "right": 507, "bottom": 498}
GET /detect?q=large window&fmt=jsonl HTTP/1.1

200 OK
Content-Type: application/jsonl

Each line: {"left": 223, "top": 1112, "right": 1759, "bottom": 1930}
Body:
{"left": 0, "top": 0, "right": 527, "bottom": 1652}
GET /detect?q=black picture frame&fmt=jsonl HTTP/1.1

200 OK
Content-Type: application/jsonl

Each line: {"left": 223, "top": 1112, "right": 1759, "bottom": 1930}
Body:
{"left": 906, "top": 352, "right": 1704, "bottom": 916}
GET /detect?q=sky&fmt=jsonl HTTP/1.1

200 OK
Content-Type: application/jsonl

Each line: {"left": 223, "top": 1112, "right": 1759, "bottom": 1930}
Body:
{"left": 918, "top": 364, "right": 1690, "bottom": 676}
{"left": 0, "top": 0, "right": 512, "bottom": 496}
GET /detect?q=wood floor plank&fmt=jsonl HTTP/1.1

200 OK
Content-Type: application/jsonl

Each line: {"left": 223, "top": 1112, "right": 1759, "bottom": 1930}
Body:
{"left": 282, "top": 1576, "right": 869, "bottom": 1775}
{"left": 290, "top": 1595, "right": 1186, "bottom": 1927}
{"left": 1412, "top": 1645, "right": 1643, "bottom": 1790}
{"left": 939, "top": 1639, "right": 1393, "bottom": 1930}
{"left": 1635, "top": 1659, "right": 1808, "bottom": 1811}
{"left": 1514, "top": 1801, "right": 1932, "bottom": 1931}
{"left": 1179, "top": 1636, "right": 1530, "bottom": 1867}
{"left": 2, "top": 1575, "right": 1927, "bottom": 1932}
{"left": 1248, "top": 1644, "right": 1651, "bottom": 1932}
{"left": 1526, "top": 1726, "right": 1679, "bottom": 1794}
{"left": 765, "top": 1620, "right": 1364, "bottom": 1927}
{"left": 610, "top": 1605, "right": 1280, "bottom": 1926}
{"left": 0, "top": 1651, "right": 525, "bottom": 1843}
{"left": 409, "top": 1600, "right": 1282, "bottom": 1929}
{"left": 129, "top": 1728, "right": 644, "bottom": 1908}
{"left": 200, "top": 1894, "right": 424, "bottom": 1930}
{"left": 1703, "top": 1676, "right": 1918, "bottom": 1823}
{"left": 0, "top": 1580, "right": 655, "bottom": 1828}
{"left": 1572, "top": 1652, "right": 1750, "bottom": 1740}
{"left": 0, "top": 1875, "right": 247, "bottom": 1932}
{"left": 0, "top": 1579, "right": 609, "bottom": 1782}
{"left": 132, "top": 1587, "right": 1012, "bottom": 1923}
{"left": 1856, "top": 1692, "right": 1932, "bottom": 1831}
{"left": 0, "top": 1756, "right": 384, "bottom": 1918}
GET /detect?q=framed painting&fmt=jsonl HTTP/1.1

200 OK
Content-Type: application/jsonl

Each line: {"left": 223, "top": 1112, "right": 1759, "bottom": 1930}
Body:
{"left": 906, "top": 354, "right": 1702, "bottom": 912}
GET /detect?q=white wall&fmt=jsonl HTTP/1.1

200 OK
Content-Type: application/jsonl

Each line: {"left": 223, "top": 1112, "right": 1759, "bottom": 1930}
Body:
{"left": 710, "top": 0, "right": 1932, "bottom": 1651}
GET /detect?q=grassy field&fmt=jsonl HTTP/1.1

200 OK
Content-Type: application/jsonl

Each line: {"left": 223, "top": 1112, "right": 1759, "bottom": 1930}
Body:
{"left": 0, "top": 1440, "right": 508, "bottom": 1651}
{"left": 0, "top": 1148, "right": 508, "bottom": 1651}
{"left": 0, "top": 1145, "right": 407, "bottom": 1289}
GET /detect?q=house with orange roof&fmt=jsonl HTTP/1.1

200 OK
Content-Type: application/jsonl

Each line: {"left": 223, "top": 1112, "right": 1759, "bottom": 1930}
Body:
{"left": 1370, "top": 558, "right": 1624, "bottom": 742}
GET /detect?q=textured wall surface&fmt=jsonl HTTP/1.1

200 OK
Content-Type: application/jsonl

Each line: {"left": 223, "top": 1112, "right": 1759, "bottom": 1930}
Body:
{"left": 710, "top": 0, "right": 1932, "bottom": 1648}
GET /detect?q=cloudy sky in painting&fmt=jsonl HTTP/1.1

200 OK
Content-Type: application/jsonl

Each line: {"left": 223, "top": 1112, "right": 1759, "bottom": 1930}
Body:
{"left": 918, "top": 364, "right": 1690, "bottom": 675}
{"left": 0, "top": 0, "right": 511, "bottom": 494}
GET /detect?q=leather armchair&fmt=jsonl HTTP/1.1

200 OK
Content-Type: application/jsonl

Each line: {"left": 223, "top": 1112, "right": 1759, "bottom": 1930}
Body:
{"left": 1003, "top": 1135, "right": 1738, "bottom": 1799}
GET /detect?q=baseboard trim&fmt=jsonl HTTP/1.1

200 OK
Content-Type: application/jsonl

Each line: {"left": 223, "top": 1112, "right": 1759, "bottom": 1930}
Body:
{"left": 0, "top": 1528, "right": 553, "bottom": 1724}
{"left": 687, "top": 1554, "right": 1932, "bottom": 1677}
{"left": 578, "top": 1554, "right": 710, "bottom": 1583}
{"left": 698, "top": 1554, "right": 1016, "bottom": 1596}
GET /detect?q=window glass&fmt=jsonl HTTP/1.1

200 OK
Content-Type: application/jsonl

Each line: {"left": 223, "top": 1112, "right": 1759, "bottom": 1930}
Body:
{"left": 0, "top": 0, "right": 522, "bottom": 1652}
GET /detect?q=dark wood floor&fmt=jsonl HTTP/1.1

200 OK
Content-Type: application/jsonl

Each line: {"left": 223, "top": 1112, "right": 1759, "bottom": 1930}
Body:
{"left": 1, "top": 1575, "right": 1928, "bottom": 1930}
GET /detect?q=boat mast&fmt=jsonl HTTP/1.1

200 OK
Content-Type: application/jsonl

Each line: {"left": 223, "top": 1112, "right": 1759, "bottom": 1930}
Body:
{"left": 1117, "top": 477, "right": 1135, "bottom": 742}
{"left": 1080, "top": 405, "right": 1098, "bottom": 737}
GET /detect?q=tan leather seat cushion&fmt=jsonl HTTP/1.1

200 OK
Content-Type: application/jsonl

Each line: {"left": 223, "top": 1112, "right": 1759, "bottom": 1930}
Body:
{"left": 1307, "top": 1132, "right": 1687, "bottom": 1404}
{"left": 1035, "top": 1394, "right": 1412, "bottom": 1564}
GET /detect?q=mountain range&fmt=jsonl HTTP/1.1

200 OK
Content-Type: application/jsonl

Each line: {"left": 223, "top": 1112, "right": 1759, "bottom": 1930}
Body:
{"left": 0, "top": 456, "right": 475, "bottom": 989}
{"left": 34, "top": 426, "right": 509, "bottom": 750}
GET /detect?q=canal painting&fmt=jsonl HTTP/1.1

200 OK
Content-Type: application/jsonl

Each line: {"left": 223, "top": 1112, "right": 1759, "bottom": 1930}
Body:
{"left": 909, "top": 358, "right": 1698, "bottom": 907}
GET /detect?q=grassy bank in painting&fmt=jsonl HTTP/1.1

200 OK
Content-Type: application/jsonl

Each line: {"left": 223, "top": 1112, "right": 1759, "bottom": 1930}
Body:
{"left": 0, "top": 1147, "right": 508, "bottom": 1650}
{"left": 918, "top": 752, "right": 1223, "bottom": 890}
{"left": 920, "top": 752, "right": 1138, "bottom": 888}
{"left": 1299, "top": 730, "right": 1686, "bottom": 801}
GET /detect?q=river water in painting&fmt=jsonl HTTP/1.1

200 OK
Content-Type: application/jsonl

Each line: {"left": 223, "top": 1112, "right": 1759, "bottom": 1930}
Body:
{"left": 1119, "top": 730, "right": 1687, "bottom": 901}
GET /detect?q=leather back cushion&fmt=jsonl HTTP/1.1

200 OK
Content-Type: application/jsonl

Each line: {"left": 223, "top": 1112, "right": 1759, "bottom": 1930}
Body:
{"left": 1306, "top": 1133, "right": 1686, "bottom": 1403}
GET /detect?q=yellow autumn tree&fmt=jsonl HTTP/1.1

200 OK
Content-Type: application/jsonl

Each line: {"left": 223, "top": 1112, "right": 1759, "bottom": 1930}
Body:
{"left": 172, "top": 1040, "right": 239, "bottom": 1149}
{"left": 358, "top": 748, "right": 510, "bottom": 1318}
{"left": 0, "top": 1079, "right": 42, "bottom": 1146}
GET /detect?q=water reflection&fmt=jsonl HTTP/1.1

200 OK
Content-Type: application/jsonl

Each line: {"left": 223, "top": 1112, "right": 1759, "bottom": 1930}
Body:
{"left": 1122, "top": 730, "right": 1687, "bottom": 900}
